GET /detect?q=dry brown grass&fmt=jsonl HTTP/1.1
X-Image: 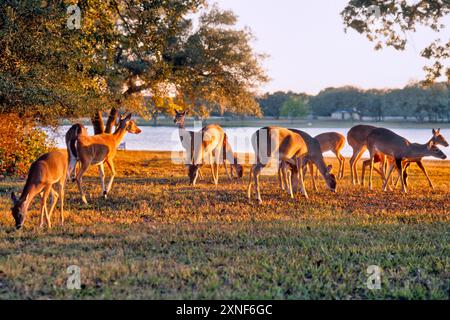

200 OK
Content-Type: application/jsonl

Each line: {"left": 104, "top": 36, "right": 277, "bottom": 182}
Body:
{"left": 0, "top": 151, "right": 448, "bottom": 299}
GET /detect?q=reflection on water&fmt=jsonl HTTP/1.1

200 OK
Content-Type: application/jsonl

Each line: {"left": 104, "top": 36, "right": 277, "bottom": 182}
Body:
{"left": 49, "top": 125, "right": 450, "bottom": 158}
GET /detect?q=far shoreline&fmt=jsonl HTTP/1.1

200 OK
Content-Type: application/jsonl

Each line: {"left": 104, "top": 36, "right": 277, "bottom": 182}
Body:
{"left": 60, "top": 117, "right": 450, "bottom": 129}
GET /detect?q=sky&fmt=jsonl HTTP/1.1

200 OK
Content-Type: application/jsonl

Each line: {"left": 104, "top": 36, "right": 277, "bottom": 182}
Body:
{"left": 215, "top": 0, "right": 449, "bottom": 95}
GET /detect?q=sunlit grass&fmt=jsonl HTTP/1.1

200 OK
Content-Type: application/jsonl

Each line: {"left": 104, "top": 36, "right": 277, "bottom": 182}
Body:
{"left": 0, "top": 151, "right": 448, "bottom": 299}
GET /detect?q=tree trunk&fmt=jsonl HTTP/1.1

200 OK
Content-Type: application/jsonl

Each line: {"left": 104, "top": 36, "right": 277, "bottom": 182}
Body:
{"left": 91, "top": 111, "right": 105, "bottom": 134}
{"left": 105, "top": 107, "right": 118, "bottom": 133}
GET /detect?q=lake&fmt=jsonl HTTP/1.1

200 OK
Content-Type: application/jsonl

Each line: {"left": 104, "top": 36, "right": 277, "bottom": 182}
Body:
{"left": 50, "top": 125, "right": 450, "bottom": 158}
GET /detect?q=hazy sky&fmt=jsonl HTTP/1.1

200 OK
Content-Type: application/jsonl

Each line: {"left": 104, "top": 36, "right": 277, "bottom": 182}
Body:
{"left": 215, "top": 0, "right": 449, "bottom": 95}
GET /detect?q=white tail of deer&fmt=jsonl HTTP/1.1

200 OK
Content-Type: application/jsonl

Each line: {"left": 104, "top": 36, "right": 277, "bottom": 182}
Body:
{"left": 65, "top": 123, "right": 88, "bottom": 182}
{"left": 10, "top": 150, "right": 68, "bottom": 229}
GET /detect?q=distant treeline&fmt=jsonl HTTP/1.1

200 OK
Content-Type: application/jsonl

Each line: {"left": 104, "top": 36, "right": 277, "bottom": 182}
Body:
{"left": 256, "top": 83, "right": 450, "bottom": 122}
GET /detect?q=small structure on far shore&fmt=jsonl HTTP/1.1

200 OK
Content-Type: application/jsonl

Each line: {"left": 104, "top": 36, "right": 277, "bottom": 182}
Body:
{"left": 331, "top": 109, "right": 360, "bottom": 121}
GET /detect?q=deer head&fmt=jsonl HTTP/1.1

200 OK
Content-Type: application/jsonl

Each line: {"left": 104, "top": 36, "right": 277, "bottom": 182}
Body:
{"left": 117, "top": 113, "right": 141, "bottom": 134}
{"left": 188, "top": 164, "right": 200, "bottom": 186}
{"left": 10, "top": 192, "right": 28, "bottom": 230}
{"left": 431, "top": 129, "right": 449, "bottom": 147}
{"left": 427, "top": 143, "right": 447, "bottom": 160}
{"left": 324, "top": 165, "right": 337, "bottom": 193}
{"left": 234, "top": 164, "right": 244, "bottom": 178}
{"left": 174, "top": 110, "right": 187, "bottom": 125}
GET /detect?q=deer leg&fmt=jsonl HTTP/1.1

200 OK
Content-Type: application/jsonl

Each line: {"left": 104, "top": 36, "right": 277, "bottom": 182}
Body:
{"left": 105, "top": 159, "right": 116, "bottom": 194}
{"left": 278, "top": 162, "right": 285, "bottom": 191}
{"left": 414, "top": 161, "right": 433, "bottom": 190}
{"left": 39, "top": 192, "right": 46, "bottom": 228}
{"left": 58, "top": 181, "right": 65, "bottom": 225}
{"left": 287, "top": 170, "right": 294, "bottom": 198}
{"left": 76, "top": 162, "right": 90, "bottom": 205}
{"left": 253, "top": 163, "right": 264, "bottom": 204}
{"left": 48, "top": 188, "right": 59, "bottom": 223}
{"left": 368, "top": 152, "right": 375, "bottom": 191}
{"left": 382, "top": 162, "right": 395, "bottom": 191}
{"left": 340, "top": 153, "right": 345, "bottom": 179}
{"left": 215, "top": 146, "right": 222, "bottom": 185}
{"left": 247, "top": 165, "right": 254, "bottom": 200}
{"left": 296, "top": 158, "right": 308, "bottom": 199}
{"left": 309, "top": 162, "right": 317, "bottom": 192}
{"left": 394, "top": 158, "right": 407, "bottom": 193}
{"left": 41, "top": 186, "right": 52, "bottom": 229}
{"left": 98, "top": 163, "right": 107, "bottom": 198}
{"left": 349, "top": 148, "right": 360, "bottom": 185}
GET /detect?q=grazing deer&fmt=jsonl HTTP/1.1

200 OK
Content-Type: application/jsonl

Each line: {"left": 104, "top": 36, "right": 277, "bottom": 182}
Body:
{"left": 174, "top": 111, "right": 242, "bottom": 185}
{"left": 174, "top": 110, "right": 205, "bottom": 180}
{"left": 75, "top": 113, "right": 141, "bottom": 204}
{"left": 302, "top": 132, "right": 346, "bottom": 190}
{"left": 367, "top": 128, "right": 447, "bottom": 193}
{"left": 188, "top": 124, "right": 243, "bottom": 186}
{"left": 347, "top": 124, "right": 377, "bottom": 185}
{"left": 315, "top": 132, "right": 346, "bottom": 179}
{"left": 362, "top": 128, "right": 449, "bottom": 189}
{"left": 247, "top": 127, "right": 336, "bottom": 203}
{"left": 65, "top": 123, "right": 88, "bottom": 182}
{"left": 10, "top": 150, "right": 67, "bottom": 230}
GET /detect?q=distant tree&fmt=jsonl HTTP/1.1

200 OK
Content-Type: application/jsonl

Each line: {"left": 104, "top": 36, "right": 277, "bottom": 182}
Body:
{"left": 257, "top": 91, "right": 291, "bottom": 118}
{"left": 342, "top": 0, "right": 450, "bottom": 83}
{"left": 258, "top": 91, "right": 310, "bottom": 118}
{"left": 280, "top": 96, "right": 310, "bottom": 119}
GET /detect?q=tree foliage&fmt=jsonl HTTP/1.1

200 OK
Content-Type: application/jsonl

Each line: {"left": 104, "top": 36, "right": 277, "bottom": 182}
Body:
{"left": 0, "top": 0, "right": 268, "bottom": 128}
{"left": 280, "top": 96, "right": 310, "bottom": 119}
{"left": 342, "top": 0, "right": 450, "bottom": 83}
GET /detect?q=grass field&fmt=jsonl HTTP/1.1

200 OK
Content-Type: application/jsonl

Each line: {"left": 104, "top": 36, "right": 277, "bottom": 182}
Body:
{"left": 0, "top": 151, "right": 449, "bottom": 299}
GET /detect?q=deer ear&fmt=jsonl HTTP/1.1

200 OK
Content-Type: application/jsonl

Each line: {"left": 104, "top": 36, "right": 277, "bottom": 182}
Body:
{"left": 327, "top": 165, "right": 333, "bottom": 174}
{"left": 11, "top": 192, "right": 17, "bottom": 204}
{"left": 432, "top": 129, "right": 437, "bottom": 135}
{"left": 125, "top": 113, "right": 132, "bottom": 121}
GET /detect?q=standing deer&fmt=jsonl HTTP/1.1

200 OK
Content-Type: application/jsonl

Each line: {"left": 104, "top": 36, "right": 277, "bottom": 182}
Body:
{"left": 65, "top": 123, "right": 88, "bottom": 182}
{"left": 75, "top": 113, "right": 141, "bottom": 204}
{"left": 188, "top": 124, "right": 243, "bottom": 186}
{"left": 361, "top": 128, "right": 448, "bottom": 189}
{"left": 10, "top": 150, "right": 67, "bottom": 230}
{"left": 367, "top": 128, "right": 447, "bottom": 193}
{"left": 347, "top": 124, "right": 377, "bottom": 185}
{"left": 247, "top": 127, "right": 336, "bottom": 203}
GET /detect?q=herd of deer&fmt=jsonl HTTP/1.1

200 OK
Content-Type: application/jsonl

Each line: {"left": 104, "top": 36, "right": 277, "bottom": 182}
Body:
{"left": 9, "top": 111, "right": 448, "bottom": 230}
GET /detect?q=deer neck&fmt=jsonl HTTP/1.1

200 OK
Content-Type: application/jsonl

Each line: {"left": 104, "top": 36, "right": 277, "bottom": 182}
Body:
{"left": 19, "top": 182, "right": 40, "bottom": 213}
{"left": 112, "top": 127, "right": 128, "bottom": 147}
{"left": 311, "top": 155, "right": 329, "bottom": 179}
{"left": 177, "top": 119, "right": 190, "bottom": 141}
{"left": 404, "top": 143, "right": 431, "bottom": 159}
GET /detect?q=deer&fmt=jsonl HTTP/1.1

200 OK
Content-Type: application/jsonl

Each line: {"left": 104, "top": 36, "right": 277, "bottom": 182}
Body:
{"left": 247, "top": 127, "right": 337, "bottom": 204}
{"left": 301, "top": 132, "right": 346, "bottom": 191}
{"left": 65, "top": 123, "right": 88, "bottom": 182}
{"left": 10, "top": 150, "right": 67, "bottom": 230}
{"left": 174, "top": 110, "right": 206, "bottom": 180}
{"left": 174, "top": 111, "right": 242, "bottom": 185}
{"left": 75, "top": 113, "right": 141, "bottom": 204}
{"left": 188, "top": 124, "right": 243, "bottom": 186}
{"left": 367, "top": 128, "right": 447, "bottom": 193}
{"left": 361, "top": 128, "right": 449, "bottom": 189}
{"left": 347, "top": 124, "right": 378, "bottom": 185}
